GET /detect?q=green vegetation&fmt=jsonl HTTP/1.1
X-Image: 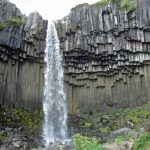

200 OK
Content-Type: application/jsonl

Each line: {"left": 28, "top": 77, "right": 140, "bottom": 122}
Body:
{"left": 71, "top": 102, "right": 150, "bottom": 141}
{"left": 73, "top": 134, "right": 103, "bottom": 150}
{"left": 134, "top": 132, "right": 150, "bottom": 150}
{"left": 71, "top": 3, "right": 89, "bottom": 11}
{"left": 121, "top": 0, "right": 136, "bottom": 12}
{"left": 0, "top": 130, "right": 6, "bottom": 140}
{"left": 71, "top": 0, "right": 144, "bottom": 13}
{"left": 98, "top": 127, "right": 109, "bottom": 135}
{"left": 56, "top": 144, "right": 61, "bottom": 150}
{"left": 0, "top": 106, "right": 43, "bottom": 132}
{"left": 0, "top": 17, "right": 23, "bottom": 30}
{"left": 114, "top": 136, "right": 125, "bottom": 144}
{"left": 84, "top": 122, "right": 92, "bottom": 128}
{"left": 72, "top": 132, "right": 150, "bottom": 150}
{"left": 92, "top": 0, "right": 140, "bottom": 12}
{"left": 92, "top": 0, "right": 109, "bottom": 7}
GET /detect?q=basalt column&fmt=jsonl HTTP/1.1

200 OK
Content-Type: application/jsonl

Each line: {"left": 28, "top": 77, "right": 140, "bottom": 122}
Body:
{"left": 0, "top": 0, "right": 47, "bottom": 109}
{"left": 56, "top": 0, "right": 150, "bottom": 114}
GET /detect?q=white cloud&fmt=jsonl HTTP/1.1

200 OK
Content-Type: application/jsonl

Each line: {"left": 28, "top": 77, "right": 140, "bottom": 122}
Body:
{"left": 9, "top": 0, "right": 98, "bottom": 21}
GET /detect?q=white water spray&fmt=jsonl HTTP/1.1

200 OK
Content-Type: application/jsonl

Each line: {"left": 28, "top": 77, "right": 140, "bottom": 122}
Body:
{"left": 42, "top": 22, "right": 68, "bottom": 147}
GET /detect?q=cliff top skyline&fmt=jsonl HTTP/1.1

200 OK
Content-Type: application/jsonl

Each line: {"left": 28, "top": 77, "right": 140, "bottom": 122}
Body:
{"left": 9, "top": 0, "right": 98, "bottom": 21}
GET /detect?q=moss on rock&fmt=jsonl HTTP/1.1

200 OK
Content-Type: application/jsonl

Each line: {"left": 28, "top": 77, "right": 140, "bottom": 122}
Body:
{"left": 69, "top": 101, "right": 150, "bottom": 142}
{"left": 0, "top": 106, "right": 43, "bottom": 133}
{"left": 91, "top": 0, "right": 140, "bottom": 12}
{"left": 0, "top": 17, "right": 23, "bottom": 30}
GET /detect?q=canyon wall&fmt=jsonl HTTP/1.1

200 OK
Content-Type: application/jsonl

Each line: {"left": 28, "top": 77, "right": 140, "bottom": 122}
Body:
{"left": 56, "top": 0, "right": 150, "bottom": 114}
{"left": 0, "top": 0, "right": 47, "bottom": 109}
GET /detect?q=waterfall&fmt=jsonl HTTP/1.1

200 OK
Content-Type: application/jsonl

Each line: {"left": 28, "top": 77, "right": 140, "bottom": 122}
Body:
{"left": 42, "top": 22, "right": 68, "bottom": 146}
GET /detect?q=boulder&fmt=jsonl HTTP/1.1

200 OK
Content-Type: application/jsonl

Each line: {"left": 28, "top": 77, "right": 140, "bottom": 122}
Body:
{"left": 106, "top": 128, "right": 130, "bottom": 142}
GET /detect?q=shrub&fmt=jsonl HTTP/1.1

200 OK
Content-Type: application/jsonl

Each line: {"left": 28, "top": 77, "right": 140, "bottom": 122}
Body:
{"left": 84, "top": 122, "right": 92, "bottom": 128}
{"left": 0, "top": 17, "right": 23, "bottom": 30}
{"left": 92, "top": 0, "right": 137, "bottom": 12}
{"left": 114, "top": 136, "right": 125, "bottom": 144}
{"left": 92, "top": 0, "right": 110, "bottom": 7}
{"left": 134, "top": 132, "right": 150, "bottom": 150}
{"left": 0, "top": 106, "right": 43, "bottom": 132}
{"left": 0, "top": 131, "right": 6, "bottom": 140}
{"left": 121, "top": 0, "right": 136, "bottom": 12}
{"left": 71, "top": 3, "right": 89, "bottom": 11}
{"left": 5, "top": 17, "right": 23, "bottom": 26}
{"left": 98, "top": 127, "right": 109, "bottom": 135}
{"left": 73, "top": 134, "right": 103, "bottom": 150}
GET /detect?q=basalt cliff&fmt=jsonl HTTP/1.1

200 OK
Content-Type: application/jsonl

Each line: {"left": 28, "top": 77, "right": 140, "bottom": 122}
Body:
{"left": 56, "top": 0, "right": 150, "bottom": 114}
{"left": 0, "top": 0, "right": 47, "bottom": 109}
{"left": 1, "top": 0, "right": 150, "bottom": 114}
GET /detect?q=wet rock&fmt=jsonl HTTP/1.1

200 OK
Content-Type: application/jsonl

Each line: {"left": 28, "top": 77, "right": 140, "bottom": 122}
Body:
{"left": 0, "top": 145, "right": 7, "bottom": 150}
{"left": 44, "top": 143, "right": 74, "bottom": 150}
{"left": 12, "top": 140, "right": 21, "bottom": 148}
{"left": 137, "top": 114, "right": 145, "bottom": 119}
{"left": 127, "top": 130, "right": 140, "bottom": 139}
{"left": 0, "top": 125, "right": 41, "bottom": 150}
{"left": 103, "top": 141, "right": 134, "bottom": 150}
{"left": 145, "top": 117, "right": 150, "bottom": 131}
{"left": 5, "top": 127, "right": 13, "bottom": 132}
{"left": 106, "top": 128, "right": 130, "bottom": 142}
{"left": 101, "top": 115, "right": 110, "bottom": 125}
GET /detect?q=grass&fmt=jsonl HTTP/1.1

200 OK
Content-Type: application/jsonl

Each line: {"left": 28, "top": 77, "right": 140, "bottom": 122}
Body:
{"left": 91, "top": 0, "right": 137, "bottom": 12}
{"left": 0, "top": 131, "right": 6, "bottom": 140}
{"left": 110, "top": 102, "right": 150, "bottom": 130}
{"left": 70, "top": 0, "right": 143, "bottom": 16}
{"left": 91, "top": 0, "right": 110, "bottom": 7}
{"left": 73, "top": 134, "right": 103, "bottom": 150}
{"left": 98, "top": 127, "right": 109, "bottom": 135}
{"left": 0, "top": 17, "right": 23, "bottom": 30}
{"left": 71, "top": 101, "right": 150, "bottom": 140}
{"left": 0, "top": 106, "right": 43, "bottom": 132}
{"left": 114, "top": 136, "right": 125, "bottom": 144}
{"left": 134, "top": 132, "right": 150, "bottom": 150}
{"left": 121, "top": 0, "right": 136, "bottom": 12}
{"left": 71, "top": 3, "right": 89, "bottom": 11}
{"left": 84, "top": 122, "right": 92, "bottom": 128}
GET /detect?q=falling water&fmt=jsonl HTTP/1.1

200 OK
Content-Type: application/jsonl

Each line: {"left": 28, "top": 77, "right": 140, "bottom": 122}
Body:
{"left": 42, "top": 22, "right": 68, "bottom": 147}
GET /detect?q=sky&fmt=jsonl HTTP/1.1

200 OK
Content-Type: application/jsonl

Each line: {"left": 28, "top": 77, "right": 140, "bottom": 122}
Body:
{"left": 10, "top": 0, "right": 98, "bottom": 21}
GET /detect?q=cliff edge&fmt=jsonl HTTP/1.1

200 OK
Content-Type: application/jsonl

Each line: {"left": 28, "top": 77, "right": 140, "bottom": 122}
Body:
{"left": 0, "top": 0, "right": 47, "bottom": 109}
{"left": 56, "top": 0, "right": 150, "bottom": 114}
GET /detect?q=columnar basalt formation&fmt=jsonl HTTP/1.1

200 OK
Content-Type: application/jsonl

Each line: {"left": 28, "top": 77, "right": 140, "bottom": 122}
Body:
{"left": 56, "top": 0, "right": 150, "bottom": 114}
{"left": 0, "top": 0, "right": 47, "bottom": 109}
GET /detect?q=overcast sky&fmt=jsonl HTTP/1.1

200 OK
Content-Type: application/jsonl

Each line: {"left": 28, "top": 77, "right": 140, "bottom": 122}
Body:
{"left": 10, "top": 0, "right": 98, "bottom": 21}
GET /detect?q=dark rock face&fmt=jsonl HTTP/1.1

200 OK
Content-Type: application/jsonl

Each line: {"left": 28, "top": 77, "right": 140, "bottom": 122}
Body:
{"left": 0, "top": 0, "right": 47, "bottom": 109}
{"left": 56, "top": 0, "right": 150, "bottom": 114}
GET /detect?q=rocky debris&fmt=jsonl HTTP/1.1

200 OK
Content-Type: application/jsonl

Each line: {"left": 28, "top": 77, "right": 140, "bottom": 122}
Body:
{"left": 0, "top": 119, "right": 73, "bottom": 150}
{"left": 103, "top": 141, "right": 134, "bottom": 150}
{"left": 0, "top": 127, "right": 37, "bottom": 150}
{"left": 0, "top": 0, "right": 47, "bottom": 109}
{"left": 68, "top": 102, "right": 150, "bottom": 140}
{"left": 0, "top": 128, "right": 73, "bottom": 150}
{"left": 43, "top": 143, "right": 74, "bottom": 150}
{"left": 145, "top": 117, "right": 150, "bottom": 131}
{"left": 106, "top": 128, "right": 130, "bottom": 142}
{"left": 55, "top": 0, "right": 150, "bottom": 114}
